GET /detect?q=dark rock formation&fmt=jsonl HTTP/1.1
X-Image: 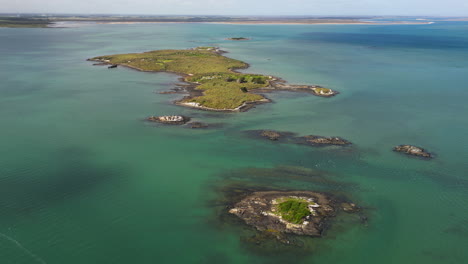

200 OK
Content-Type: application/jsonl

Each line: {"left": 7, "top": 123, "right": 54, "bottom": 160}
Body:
{"left": 393, "top": 145, "right": 432, "bottom": 158}
{"left": 108, "top": 64, "right": 118, "bottom": 69}
{"left": 227, "top": 37, "right": 250, "bottom": 41}
{"left": 299, "top": 135, "right": 352, "bottom": 146}
{"left": 260, "top": 130, "right": 283, "bottom": 141}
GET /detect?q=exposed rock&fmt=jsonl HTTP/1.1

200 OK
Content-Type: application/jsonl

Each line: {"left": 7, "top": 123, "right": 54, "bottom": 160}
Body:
{"left": 108, "top": 64, "right": 118, "bottom": 69}
{"left": 260, "top": 130, "right": 282, "bottom": 141}
{"left": 393, "top": 145, "right": 432, "bottom": 158}
{"left": 229, "top": 191, "right": 353, "bottom": 238}
{"left": 269, "top": 82, "right": 339, "bottom": 97}
{"left": 311, "top": 87, "right": 339, "bottom": 97}
{"left": 246, "top": 130, "right": 351, "bottom": 147}
{"left": 147, "top": 115, "right": 190, "bottom": 125}
{"left": 299, "top": 135, "right": 352, "bottom": 146}
{"left": 227, "top": 37, "right": 250, "bottom": 41}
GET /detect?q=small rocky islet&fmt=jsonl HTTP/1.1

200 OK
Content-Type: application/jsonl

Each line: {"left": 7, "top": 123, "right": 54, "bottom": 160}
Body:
{"left": 229, "top": 191, "right": 359, "bottom": 239}
{"left": 251, "top": 130, "right": 433, "bottom": 159}
{"left": 147, "top": 115, "right": 190, "bottom": 125}
{"left": 249, "top": 129, "right": 352, "bottom": 147}
{"left": 146, "top": 115, "right": 212, "bottom": 129}
{"left": 393, "top": 145, "right": 432, "bottom": 158}
{"left": 226, "top": 37, "right": 250, "bottom": 41}
{"left": 299, "top": 135, "right": 352, "bottom": 146}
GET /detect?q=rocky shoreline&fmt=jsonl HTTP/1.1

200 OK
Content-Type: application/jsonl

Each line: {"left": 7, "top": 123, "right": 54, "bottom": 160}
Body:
{"left": 266, "top": 79, "right": 339, "bottom": 97}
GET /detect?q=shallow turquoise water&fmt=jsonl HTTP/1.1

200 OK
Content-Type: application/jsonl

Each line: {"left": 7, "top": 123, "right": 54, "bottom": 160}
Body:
{"left": 1, "top": 22, "right": 467, "bottom": 263}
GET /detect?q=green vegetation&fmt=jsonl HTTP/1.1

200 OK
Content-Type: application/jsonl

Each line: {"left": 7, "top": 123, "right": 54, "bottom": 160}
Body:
{"left": 0, "top": 17, "right": 51, "bottom": 28}
{"left": 312, "top": 87, "right": 333, "bottom": 94}
{"left": 91, "top": 48, "right": 271, "bottom": 110}
{"left": 277, "top": 199, "right": 311, "bottom": 224}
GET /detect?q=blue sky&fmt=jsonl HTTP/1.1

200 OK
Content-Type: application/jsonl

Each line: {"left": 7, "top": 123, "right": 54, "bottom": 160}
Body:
{"left": 3, "top": 0, "right": 468, "bottom": 16}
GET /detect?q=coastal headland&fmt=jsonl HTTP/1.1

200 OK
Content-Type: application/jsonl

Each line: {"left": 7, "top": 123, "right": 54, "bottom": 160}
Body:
{"left": 88, "top": 47, "right": 338, "bottom": 112}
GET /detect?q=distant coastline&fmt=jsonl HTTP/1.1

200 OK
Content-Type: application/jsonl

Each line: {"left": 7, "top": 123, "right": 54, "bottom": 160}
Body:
{"left": 0, "top": 15, "right": 436, "bottom": 28}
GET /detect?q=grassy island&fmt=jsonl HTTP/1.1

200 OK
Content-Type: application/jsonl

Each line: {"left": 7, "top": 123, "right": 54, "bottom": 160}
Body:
{"left": 229, "top": 191, "right": 357, "bottom": 239}
{"left": 90, "top": 47, "right": 270, "bottom": 110}
{"left": 89, "top": 47, "right": 337, "bottom": 111}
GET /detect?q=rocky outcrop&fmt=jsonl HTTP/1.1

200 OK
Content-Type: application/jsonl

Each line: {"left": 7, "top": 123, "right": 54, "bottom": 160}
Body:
{"left": 227, "top": 37, "right": 250, "bottom": 41}
{"left": 393, "top": 145, "right": 432, "bottom": 158}
{"left": 246, "top": 130, "right": 352, "bottom": 147}
{"left": 260, "top": 130, "right": 282, "bottom": 141}
{"left": 147, "top": 115, "right": 190, "bottom": 125}
{"left": 311, "top": 87, "right": 339, "bottom": 97}
{"left": 269, "top": 82, "right": 339, "bottom": 98}
{"left": 299, "top": 135, "right": 352, "bottom": 146}
{"left": 229, "top": 191, "right": 357, "bottom": 238}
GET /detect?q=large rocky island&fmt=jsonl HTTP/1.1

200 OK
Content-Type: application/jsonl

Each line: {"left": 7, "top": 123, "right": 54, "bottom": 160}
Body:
{"left": 88, "top": 47, "right": 338, "bottom": 112}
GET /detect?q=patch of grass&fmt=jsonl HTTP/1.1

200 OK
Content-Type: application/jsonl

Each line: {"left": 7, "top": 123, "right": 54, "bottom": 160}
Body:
{"left": 313, "top": 87, "right": 331, "bottom": 93}
{"left": 92, "top": 49, "right": 247, "bottom": 74}
{"left": 186, "top": 80, "right": 265, "bottom": 109}
{"left": 277, "top": 199, "right": 311, "bottom": 224}
{"left": 90, "top": 48, "right": 271, "bottom": 109}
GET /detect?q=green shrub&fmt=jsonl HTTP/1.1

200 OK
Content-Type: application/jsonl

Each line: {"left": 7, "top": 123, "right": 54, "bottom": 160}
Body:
{"left": 277, "top": 199, "right": 311, "bottom": 224}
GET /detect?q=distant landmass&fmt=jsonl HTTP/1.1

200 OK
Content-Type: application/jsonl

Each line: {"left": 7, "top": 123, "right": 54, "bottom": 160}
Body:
{"left": 0, "top": 14, "right": 437, "bottom": 28}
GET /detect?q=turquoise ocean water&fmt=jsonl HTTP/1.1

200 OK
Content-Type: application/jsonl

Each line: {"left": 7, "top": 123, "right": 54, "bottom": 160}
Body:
{"left": 1, "top": 21, "right": 467, "bottom": 263}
